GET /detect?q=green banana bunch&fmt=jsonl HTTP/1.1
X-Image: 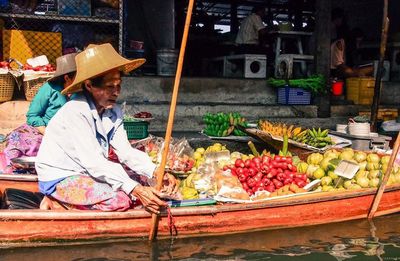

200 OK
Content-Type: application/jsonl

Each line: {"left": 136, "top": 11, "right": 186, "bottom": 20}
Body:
{"left": 203, "top": 112, "right": 248, "bottom": 137}
{"left": 298, "top": 127, "right": 333, "bottom": 148}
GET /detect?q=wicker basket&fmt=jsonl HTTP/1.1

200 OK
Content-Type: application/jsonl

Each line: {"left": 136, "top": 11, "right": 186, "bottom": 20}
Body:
{"left": 23, "top": 77, "right": 49, "bottom": 101}
{"left": 0, "top": 74, "right": 15, "bottom": 103}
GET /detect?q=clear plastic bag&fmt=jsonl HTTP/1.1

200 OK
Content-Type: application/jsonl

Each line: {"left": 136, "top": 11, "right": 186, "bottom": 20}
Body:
{"left": 161, "top": 138, "right": 195, "bottom": 173}
{"left": 214, "top": 169, "right": 250, "bottom": 202}
{"left": 131, "top": 136, "right": 195, "bottom": 172}
{"left": 130, "top": 134, "right": 163, "bottom": 162}
{"left": 193, "top": 162, "right": 219, "bottom": 197}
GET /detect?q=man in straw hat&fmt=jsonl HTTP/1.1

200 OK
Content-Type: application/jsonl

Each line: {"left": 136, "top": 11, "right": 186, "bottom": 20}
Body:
{"left": 3, "top": 53, "right": 77, "bottom": 168}
{"left": 36, "top": 43, "right": 177, "bottom": 213}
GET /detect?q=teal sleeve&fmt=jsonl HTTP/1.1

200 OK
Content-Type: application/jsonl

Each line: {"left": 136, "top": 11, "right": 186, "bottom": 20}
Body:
{"left": 26, "top": 83, "right": 50, "bottom": 127}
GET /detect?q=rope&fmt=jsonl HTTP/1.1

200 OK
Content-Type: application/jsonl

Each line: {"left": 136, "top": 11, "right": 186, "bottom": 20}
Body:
{"left": 166, "top": 206, "right": 177, "bottom": 237}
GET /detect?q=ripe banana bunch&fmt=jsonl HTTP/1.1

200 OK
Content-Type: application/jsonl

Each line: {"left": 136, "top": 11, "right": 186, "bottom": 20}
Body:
{"left": 258, "top": 120, "right": 302, "bottom": 138}
{"left": 292, "top": 127, "right": 333, "bottom": 148}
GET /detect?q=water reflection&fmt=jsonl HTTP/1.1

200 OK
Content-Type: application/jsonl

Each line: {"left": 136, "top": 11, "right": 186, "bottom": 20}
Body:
{"left": 1, "top": 214, "right": 400, "bottom": 260}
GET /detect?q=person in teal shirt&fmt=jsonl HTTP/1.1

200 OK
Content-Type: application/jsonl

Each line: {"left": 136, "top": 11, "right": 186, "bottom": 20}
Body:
{"left": 26, "top": 81, "right": 68, "bottom": 128}
{"left": 4, "top": 53, "right": 77, "bottom": 167}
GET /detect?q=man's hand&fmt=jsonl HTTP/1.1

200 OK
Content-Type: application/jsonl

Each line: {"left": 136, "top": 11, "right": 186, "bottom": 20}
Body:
{"left": 36, "top": 126, "right": 46, "bottom": 135}
{"left": 131, "top": 185, "right": 167, "bottom": 215}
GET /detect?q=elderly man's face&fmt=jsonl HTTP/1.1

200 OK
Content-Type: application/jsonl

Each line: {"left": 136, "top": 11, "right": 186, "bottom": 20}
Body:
{"left": 87, "top": 69, "right": 121, "bottom": 112}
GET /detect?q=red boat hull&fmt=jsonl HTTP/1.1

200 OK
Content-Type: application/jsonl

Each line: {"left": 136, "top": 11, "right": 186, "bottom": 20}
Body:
{"left": 1, "top": 175, "right": 400, "bottom": 246}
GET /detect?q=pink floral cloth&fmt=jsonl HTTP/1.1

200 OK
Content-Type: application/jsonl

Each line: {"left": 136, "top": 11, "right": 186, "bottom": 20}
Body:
{"left": 3, "top": 124, "right": 43, "bottom": 166}
{"left": 51, "top": 175, "right": 133, "bottom": 211}
{"left": 49, "top": 147, "right": 152, "bottom": 211}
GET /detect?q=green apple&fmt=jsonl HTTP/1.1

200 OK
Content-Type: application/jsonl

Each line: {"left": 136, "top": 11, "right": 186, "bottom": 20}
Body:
{"left": 328, "top": 171, "right": 338, "bottom": 180}
{"left": 313, "top": 168, "right": 326, "bottom": 179}
{"left": 306, "top": 164, "right": 319, "bottom": 178}
{"left": 344, "top": 180, "right": 354, "bottom": 189}
{"left": 322, "top": 185, "right": 334, "bottom": 192}
{"left": 367, "top": 153, "right": 380, "bottom": 163}
{"left": 369, "top": 178, "right": 380, "bottom": 188}
{"left": 297, "top": 162, "right": 309, "bottom": 174}
{"left": 358, "top": 161, "right": 367, "bottom": 170}
{"left": 339, "top": 150, "right": 354, "bottom": 161}
{"left": 355, "top": 170, "right": 368, "bottom": 180}
{"left": 380, "top": 155, "right": 390, "bottom": 165}
{"left": 350, "top": 184, "right": 362, "bottom": 190}
{"left": 366, "top": 162, "right": 380, "bottom": 171}
{"left": 321, "top": 176, "right": 333, "bottom": 186}
{"left": 354, "top": 151, "right": 367, "bottom": 163}
{"left": 368, "top": 170, "right": 380, "bottom": 179}
{"left": 324, "top": 149, "right": 339, "bottom": 159}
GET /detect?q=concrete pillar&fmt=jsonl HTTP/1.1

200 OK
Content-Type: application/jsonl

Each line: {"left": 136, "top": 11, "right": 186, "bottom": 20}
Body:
{"left": 314, "top": 0, "right": 331, "bottom": 118}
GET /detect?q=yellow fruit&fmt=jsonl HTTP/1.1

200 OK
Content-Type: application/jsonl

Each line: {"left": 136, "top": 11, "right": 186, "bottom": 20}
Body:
{"left": 193, "top": 151, "right": 202, "bottom": 160}
{"left": 313, "top": 168, "right": 325, "bottom": 179}
{"left": 292, "top": 127, "right": 302, "bottom": 136}
{"left": 321, "top": 176, "right": 332, "bottom": 186}
{"left": 322, "top": 185, "right": 334, "bottom": 192}
{"left": 196, "top": 147, "right": 205, "bottom": 154}
{"left": 181, "top": 187, "right": 198, "bottom": 199}
{"left": 195, "top": 158, "right": 204, "bottom": 168}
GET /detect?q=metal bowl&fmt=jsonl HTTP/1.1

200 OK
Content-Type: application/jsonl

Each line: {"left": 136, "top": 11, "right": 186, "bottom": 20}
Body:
{"left": 10, "top": 156, "right": 36, "bottom": 170}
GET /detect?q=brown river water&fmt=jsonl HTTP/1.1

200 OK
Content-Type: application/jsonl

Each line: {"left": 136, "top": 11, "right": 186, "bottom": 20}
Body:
{"left": 1, "top": 214, "right": 400, "bottom": 260}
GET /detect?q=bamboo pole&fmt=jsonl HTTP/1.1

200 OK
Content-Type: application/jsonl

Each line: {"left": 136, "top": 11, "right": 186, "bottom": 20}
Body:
{"left": 370, "top": 0, "right": 389, "bottom": 132}
{"left": 148, "top": 0, "right": 195, "bottom": 241}
{"left": 368, "top": 132, "right": 400, "bottom": 219}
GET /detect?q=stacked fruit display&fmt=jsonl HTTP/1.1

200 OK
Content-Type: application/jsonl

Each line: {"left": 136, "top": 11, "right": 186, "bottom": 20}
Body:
{"left": 223, "top": 155, "right": 309, "bottom": 196}
{"left": 291, "top": 128, "right": 333, "bottom": 148}
{"left": 203, "top": 112, "right": 247, "bottom": 137}
{"left": 295, "top": 148, "right": 400, "bottom": 192}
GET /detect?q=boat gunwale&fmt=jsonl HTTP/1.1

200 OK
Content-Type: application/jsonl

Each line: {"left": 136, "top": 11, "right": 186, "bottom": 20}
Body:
{"left": 1, "top": 184, "right": 399, "bottom": 221}
{"left": 0, "top": 174, "right": 38, "bottom": 182}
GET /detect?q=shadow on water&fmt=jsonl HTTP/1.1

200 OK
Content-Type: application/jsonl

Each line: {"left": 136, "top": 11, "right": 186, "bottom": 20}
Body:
{"left": 1, "top": 214, "right": 400, "bottom": 260}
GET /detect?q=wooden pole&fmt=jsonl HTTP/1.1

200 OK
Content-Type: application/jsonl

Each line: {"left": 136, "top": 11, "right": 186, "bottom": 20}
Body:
{"left": 368, "top": 132, "right": 400, "bottom": 219}
{"left": 148, "top": 0, "right": 195, "bottom": 241}
{"left": 370, "top": 0, "right": 389, "bottom": 132}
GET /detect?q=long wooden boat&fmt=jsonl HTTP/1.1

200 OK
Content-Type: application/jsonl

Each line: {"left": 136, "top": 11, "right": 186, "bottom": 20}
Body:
{"left": 1, "top": 174, "right": 400, "bottom": 247}
{"left": 2, "top": 214, "right": 399, "bottom": 260}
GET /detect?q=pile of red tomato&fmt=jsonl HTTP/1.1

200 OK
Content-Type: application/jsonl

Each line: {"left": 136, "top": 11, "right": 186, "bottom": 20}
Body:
{"left": 223, "top": 155, "right": 309, "bottom": 196}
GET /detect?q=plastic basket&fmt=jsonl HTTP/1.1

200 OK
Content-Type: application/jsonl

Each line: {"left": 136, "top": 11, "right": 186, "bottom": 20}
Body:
{"left": 23, "top": 78, "right": 48, "bottom": 101}
{"left": 123, "top": 121, "right": 149, "bottom": 140}
{"left": 0, "top": 74, "right": 15, "bottom": 102}
{"left": 277, "top": 86, "right": 311, "bottom": 105}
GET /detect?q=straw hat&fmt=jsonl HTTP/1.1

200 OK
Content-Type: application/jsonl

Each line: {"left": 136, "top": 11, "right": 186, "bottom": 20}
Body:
{"left": 62, "top": 43, "right": 145, "bottom": 95}
{"left": 48, "top": 53, "right": 77, "bottom": 82}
